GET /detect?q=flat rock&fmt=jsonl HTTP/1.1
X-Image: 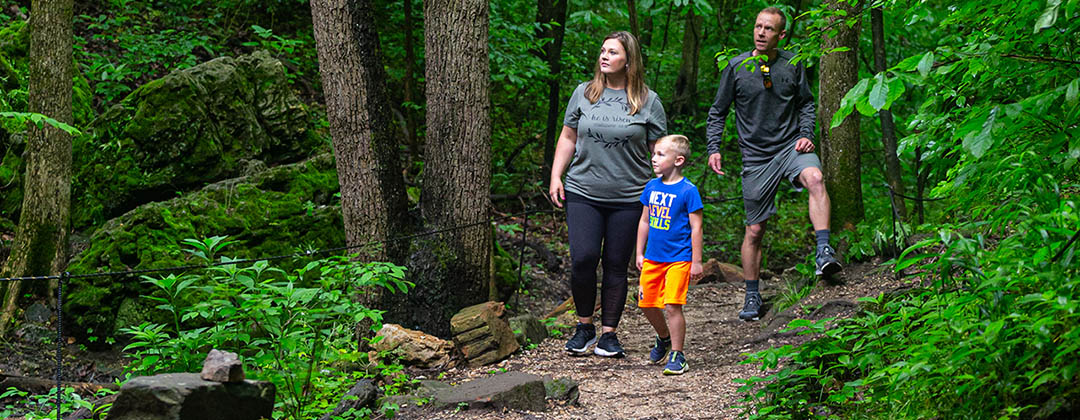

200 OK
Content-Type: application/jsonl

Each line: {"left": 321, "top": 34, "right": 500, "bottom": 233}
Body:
{"left": 431, "top": 372, "right": 546, "bottom": 412}
{"left": 108, "top": 373, "right": 274, "bottom": 420}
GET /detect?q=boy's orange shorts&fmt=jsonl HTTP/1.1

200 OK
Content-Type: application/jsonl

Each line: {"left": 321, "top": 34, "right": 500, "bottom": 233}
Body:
{"left": 638, "top": 259, "right": 690, "bottom": 308}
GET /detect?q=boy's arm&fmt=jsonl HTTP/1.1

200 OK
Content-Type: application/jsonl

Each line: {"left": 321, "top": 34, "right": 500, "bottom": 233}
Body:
{"left": 689, "top": 210, "right": 704, "bottom": 280}
{"left": 636, "top": 206, "right": 650, "bottom": 270}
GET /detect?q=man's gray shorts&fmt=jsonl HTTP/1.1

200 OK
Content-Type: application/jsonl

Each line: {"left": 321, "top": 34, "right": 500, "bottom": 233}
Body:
{"left": 741, "top": 144, "right": 821, "bottom": 226}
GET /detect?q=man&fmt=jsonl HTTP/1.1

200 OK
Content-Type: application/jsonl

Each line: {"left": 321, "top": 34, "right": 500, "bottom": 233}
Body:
{"left": 706, "top": 7, "right": 841, "bottom": 321}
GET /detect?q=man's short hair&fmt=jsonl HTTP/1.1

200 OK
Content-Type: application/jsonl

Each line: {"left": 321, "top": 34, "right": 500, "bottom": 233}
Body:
{"left": 760, "top": 6, "right": 787, "bottom": 32}
{"left": 658, "top": 134, "right": 692, "bottom": 164}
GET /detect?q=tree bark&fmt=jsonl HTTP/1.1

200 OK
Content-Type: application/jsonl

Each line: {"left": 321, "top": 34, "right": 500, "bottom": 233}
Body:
{"left": 310, "top": 0, "right": 409, "bottom": 271}
{"left": 670, "top": 5, "right": 703, "bottom": 119}
{"left": 872, "top": 6, "right": 906, "bottom": 219}
{"left": 402, "top": 0, "right": 421, "bottom": 164}
{"left": 817, "top": 0, "right": 863, "bottom": 230}
{"left": 535, "top": 0, "right": 568, "bottom": 178}
{"left": 627, "top": 0, "right": 639, "bottom": 40}
{"left": 392, "top": 0, "right": 491, "bottom": 337}
{"left": 0, "top": 0, "right": 74, "bottom": 333}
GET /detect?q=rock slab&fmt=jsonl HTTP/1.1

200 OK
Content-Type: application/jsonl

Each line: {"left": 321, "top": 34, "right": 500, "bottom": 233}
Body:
{"left": 108, "top": 373, "right": 274, "bottom": 420}
{"left": 201, "top": 349, "right": 244, "bottom": 383}
{"left": 374, "top": 324, "right": 454, "bottom": 369}
{"left": 432, "top": 372, "right": 546, "bottom": 412}
{"left": 451, "top": 302, "right": 520, "bottom": 367}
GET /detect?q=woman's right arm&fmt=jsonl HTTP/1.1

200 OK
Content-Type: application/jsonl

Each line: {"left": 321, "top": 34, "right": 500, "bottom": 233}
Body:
{"left": 548, "top": 125, "right": 578, "bottom": 208}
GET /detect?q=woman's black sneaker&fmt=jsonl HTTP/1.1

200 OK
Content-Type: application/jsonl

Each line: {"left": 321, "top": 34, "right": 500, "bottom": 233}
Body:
{"left": 593, "top": 331, "right": 626, "bottom": 358}
{"left": 565, "top": 323, "right": 597, "bottom": 355}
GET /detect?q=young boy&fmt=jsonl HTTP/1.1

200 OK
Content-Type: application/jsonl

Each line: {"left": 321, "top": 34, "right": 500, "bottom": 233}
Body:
{"left": 635, "top": 134, "right": 704, "bottom": 375}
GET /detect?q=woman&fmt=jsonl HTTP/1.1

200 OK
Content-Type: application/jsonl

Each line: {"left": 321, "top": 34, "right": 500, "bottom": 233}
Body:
{"left": 549, "top": 31, "right": 667, "bottom": 357}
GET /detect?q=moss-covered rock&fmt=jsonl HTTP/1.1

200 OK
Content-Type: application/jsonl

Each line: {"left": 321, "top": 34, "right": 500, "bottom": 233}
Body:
{"left": 72, "top": 50, "right": 320, "bottom": 229}
{"left": 66, "top": 153, "right": 343, "bottom": 338}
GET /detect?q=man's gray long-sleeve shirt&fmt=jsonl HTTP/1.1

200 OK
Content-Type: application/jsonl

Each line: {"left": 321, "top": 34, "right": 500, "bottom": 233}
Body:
{"left": 706, "top": 50, "right": 815, "bottom": 166}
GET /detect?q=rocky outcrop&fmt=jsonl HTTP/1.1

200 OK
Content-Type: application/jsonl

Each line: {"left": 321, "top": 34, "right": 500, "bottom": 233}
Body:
{"left": 451, "top": 302, "right": 520, "bottom": 367}
{"left": 72, "top": 50, "right": 320, "bottom": 228}
{"left": 373, "top": 324, "right": 454, "bottom": 369}
{"left": 65, "top": 154, "right": 343, "bottom": 339}
{"left": 108, "top": 373, "right": 274, "bottom": 420}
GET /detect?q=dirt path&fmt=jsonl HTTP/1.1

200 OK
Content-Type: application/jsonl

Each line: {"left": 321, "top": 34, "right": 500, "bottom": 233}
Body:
{"left": 405, "top": 262, "right": 914, "bottom": 419}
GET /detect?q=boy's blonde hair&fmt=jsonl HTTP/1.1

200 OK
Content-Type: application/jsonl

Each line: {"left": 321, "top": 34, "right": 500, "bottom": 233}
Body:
{"left": 657, "top": 134, "right": 691, "bottom": 166}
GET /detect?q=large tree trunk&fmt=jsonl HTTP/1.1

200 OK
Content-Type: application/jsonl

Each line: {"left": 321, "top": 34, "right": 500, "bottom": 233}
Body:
{"left": 872, "top": 6, "right": 906, "bottom": 219}
{"left": 391, "top": 0, "right": 491, "bottom": 337}
{"left": 310, "top": 0, "right": 409, "bottom": 272}
{"left": 0, "top": 0, "right": 74, "bottom": 333}
{"left": 817, "top": 0, "right": 863, "bottom": 230}
{"left": 670, "top": 5, "right": 702, "bottom": 119}
{"left": 402, "top": 0, "right": 421, "bottom": 164}
{"left": 536, "top": 0, "right": 568, "bottom": 177}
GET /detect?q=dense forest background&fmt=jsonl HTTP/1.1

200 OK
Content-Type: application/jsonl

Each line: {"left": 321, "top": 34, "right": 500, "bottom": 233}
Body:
{"left": 0, "top": 0, "right": 1077, "bottom": 418}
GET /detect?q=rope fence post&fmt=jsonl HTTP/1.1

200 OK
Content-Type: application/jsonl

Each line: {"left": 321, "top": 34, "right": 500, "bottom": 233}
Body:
{"left": 56, "top": 271, "right": 67, "bottom": 420}
{"left": 517, "top": 210, "right": 529, "bottom": 287}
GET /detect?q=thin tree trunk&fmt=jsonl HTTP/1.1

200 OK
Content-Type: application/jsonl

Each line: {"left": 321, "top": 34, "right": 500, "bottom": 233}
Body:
{"left": 671, "top": 6, "right": 702, "bottom": 119}
{"left": 0, "top": 0, "right": 74, "bottom": 333}
{"left": 872, "top": 6, "right": 906, "bottom": 219}
{"left": 641, "top": 6, "right": 653, "bottom": 49}
{"left": 650, "top": 3, "right": 674, "bottom": 87}
{"left": 627, "top": 0, "right": 639, "bottom": 40}
{"left": 310, "top": 0, "right": 409, "bottom": 273}
{"left": 536, "top": 0, "right": 568, "bottom": 179}
{"left": 817, "top": 0, "right": 863, "bottom": 230}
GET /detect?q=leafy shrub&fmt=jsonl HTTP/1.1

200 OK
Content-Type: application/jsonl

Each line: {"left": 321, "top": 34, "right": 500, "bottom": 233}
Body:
{"left": 120, "top": 236, "right": 413, "bottom": 419}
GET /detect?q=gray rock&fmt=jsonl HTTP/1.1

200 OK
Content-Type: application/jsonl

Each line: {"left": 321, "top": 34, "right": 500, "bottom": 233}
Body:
{"left": 319, "top": 379, "right": 377, "bottom": 420}
{"left": 431, "top": 372, "right": 546, "bottom": 412}
{"left": 543, "top": 377, "right": 579, "bottom": 405}
{"left": 108, "top": 373, "right": 274, "bottom": 420}
{"left": 509, "top": 314, "right": 547, "bottom": 348}
{"left": 24, "top": 303, "right": 51, "bottom": 324}
{"left": 200, "top": 349, "right": 244, "bottom": 383}
{"left": 451, "top": 302, "right": 519, "bottom": 367}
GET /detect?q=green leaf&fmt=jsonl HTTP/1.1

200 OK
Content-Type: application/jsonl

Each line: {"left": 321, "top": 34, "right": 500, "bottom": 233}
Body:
{"left": 830, "top": 78, "right": 869, "bottom": 128}
{"left": 917, "top": 51, "right": 934, "bottom": 77}
{"left": 896, "top": 54, "right": 923, "bottom": 71}
{"left": 885, "top": 77, "right": 906, "bottom": 110}
{"left": 1035, "top": 0, "right": 1062, "bottom": 33}
{"left": 1066, "top": 77, "right": 1079, "bottom": 107}
{"left": 869, "top": 73, "right": 889, "bottom": 111}
{"left": 963, "top": 106, "right": 998, "bottom": 158}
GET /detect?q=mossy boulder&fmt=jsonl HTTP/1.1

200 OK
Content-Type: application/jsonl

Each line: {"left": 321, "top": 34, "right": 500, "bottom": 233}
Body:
{"left": 65, "top": 154, "right": 344, "bottom": 339}
{"left": 72, "top": 50, "right": 320, "bottom": 229}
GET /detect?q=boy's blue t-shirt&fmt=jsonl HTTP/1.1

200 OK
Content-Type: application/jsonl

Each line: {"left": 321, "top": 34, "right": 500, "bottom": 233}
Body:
{"left": 640, "top": 177, "right": 704, "bottom": 262}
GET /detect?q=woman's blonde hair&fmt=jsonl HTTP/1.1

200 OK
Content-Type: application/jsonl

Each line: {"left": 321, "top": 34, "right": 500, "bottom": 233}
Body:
{"left": 584, "top": 31, "right": 649, "bottom": 115}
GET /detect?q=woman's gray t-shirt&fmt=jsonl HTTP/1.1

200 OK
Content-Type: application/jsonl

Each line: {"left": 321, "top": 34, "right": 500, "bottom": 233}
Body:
{"left": 562, "top": 82, "right": 667, "bottom": 203}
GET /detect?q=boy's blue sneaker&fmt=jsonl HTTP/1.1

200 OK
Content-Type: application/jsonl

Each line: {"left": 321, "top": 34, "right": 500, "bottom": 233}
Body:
{"left": 593, "top": 331, "right": 625, "bottom": 358}
{"left": 649, "top": 335, "right": 671, "bottom": 364}
{"left": 663, "top": 351, "right": 688, "bottom": 375}
{"left": 564, "top": 323, "right": 597, "bottom": 355}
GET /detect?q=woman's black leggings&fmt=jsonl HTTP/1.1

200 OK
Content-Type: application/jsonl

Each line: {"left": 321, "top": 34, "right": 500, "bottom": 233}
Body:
{"left": 565, "top": 196, "right": 640, "bottom": 329}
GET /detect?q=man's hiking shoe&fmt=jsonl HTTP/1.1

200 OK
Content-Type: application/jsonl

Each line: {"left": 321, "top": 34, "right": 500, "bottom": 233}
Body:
{"left": 739, "top": 291, "right": 763, "bottom": 321}
{"left": 815, "top": 245, "right": 843, "bottom": 276}
{"left": 565, "top": 323, "right": 596, "bottom": 355}
{"left": 649, "top": 335, "right": 671, "bottom": 364}
{"left": 594, "top": 331, "right": 626, "bottom": 358}
{"left": 663, "top": 351, "right": 688, "bottom": 375}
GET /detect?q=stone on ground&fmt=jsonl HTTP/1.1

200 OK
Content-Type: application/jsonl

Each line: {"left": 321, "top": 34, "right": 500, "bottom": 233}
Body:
{"left": 430, "top": 371, "right": 547, "bottom": 412}
{"left": 451, "top": 302, "right": 520, "bottom": 367}
{"left": 697, "top": 259, "right": 744, "bottom": 285}
{"left": 543, "top": 376, "right": 579, "bottom": 405}
{"left": 319, "top": 379, "right": 377, "bottom": 420}
{"left": 201, "top": 349, "right": 244, "bottom": 383}
{"left": 108, "top": 373, "right": 274, "bottom": 420}
{"left": 373, "top": 324, "right": 454, "bottom": 369}
{"left": 509, "top": 314, "right": 548, "bottom": 348}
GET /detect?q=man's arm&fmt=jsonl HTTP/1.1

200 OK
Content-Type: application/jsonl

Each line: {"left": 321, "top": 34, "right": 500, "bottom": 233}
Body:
{"left": 794, "top": 60, "right": 817, "bottom": 153}
{"left": 689, "top": 210, "right": 704, "bottom": 281}
{"left": 706, "top": 62, "right": 736, "bottom": 175}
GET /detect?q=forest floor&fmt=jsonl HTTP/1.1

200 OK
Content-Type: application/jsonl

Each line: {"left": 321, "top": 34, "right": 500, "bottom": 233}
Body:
{"left": 398, "top": 257, "right": 919, "bottom": 420}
